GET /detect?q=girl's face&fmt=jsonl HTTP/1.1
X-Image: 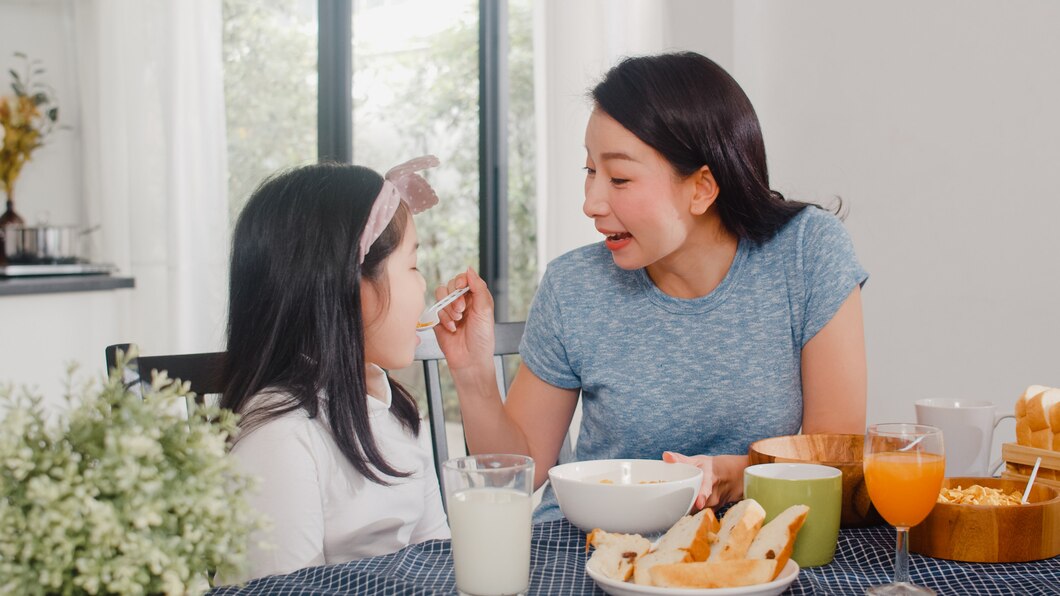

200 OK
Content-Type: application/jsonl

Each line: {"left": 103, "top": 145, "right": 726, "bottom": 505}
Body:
{"left": 582, "top": 109, "right": 702, "bottom": 270}
{"left": 361, "top": 217, "right": 427, "bottom": 371}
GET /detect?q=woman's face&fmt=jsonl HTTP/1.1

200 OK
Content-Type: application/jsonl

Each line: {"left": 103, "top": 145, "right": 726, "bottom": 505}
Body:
{"left": 583, "top": 109, "right": 700, "bottom": 270}
{"left": 361, "top": 217, "right": 427, "bottom": 371}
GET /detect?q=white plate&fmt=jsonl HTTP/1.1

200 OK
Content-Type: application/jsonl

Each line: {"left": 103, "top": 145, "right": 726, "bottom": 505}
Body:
{"left": 586, "top": 559, "right": 800, "bottom": 596}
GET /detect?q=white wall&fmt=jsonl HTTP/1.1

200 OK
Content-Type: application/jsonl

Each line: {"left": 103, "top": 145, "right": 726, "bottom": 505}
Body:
{"left": 534, "top": 0, "right": 734, "bottom": 265}
{"left": 0, "top": 0, "right": 82, "bottom": 228}
{"left": 0, "top": 290, "right": 131, "bottom": 406}
{"left": 536, "top": 0, "right": 1060, "bottom": 457}
{"left": 728, "top": 0, "right": 1060, "bottom": 447}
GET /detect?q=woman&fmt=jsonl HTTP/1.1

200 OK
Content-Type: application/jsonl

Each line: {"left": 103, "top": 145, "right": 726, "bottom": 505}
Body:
{"left": 436, "top": 52, "right": 867, "bottom": 521}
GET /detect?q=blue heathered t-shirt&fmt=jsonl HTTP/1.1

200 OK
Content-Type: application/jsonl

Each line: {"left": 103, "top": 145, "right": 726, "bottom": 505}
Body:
{"left": 521, "top": 206, "right": 868, "bottom": 523}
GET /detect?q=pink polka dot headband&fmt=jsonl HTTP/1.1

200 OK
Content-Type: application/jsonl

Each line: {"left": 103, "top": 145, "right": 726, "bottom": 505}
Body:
{"left": 359, "top": 155, "right": 440, "bottom": 264}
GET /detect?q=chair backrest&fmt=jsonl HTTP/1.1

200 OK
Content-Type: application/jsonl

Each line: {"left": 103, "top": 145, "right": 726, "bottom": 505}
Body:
{"left": 415, "top": 321, "right": 546, "bottom": 490}
{"left": 111, "top": 326, "right": 570, "bottom": 498}
{"left": 105, "top": 343, "right": 227, "bottom": 405}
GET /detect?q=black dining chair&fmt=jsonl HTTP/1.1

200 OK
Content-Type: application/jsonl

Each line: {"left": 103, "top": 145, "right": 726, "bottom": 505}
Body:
{"left": 109, "top": 324, "right": 574, "bottom": 493}
{"left": 105, "top": 343, "right": 226, "bottom": 407}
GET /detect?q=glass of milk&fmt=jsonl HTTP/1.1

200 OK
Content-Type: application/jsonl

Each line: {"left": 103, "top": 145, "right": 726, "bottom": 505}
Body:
{"left": 443, "top": 454, "right": 534, "bottom": 596}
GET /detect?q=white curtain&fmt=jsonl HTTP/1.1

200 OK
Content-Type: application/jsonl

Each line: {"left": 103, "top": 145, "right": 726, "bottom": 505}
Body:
{"left": 74, "top": 0, "right": 229, "bottom": 354}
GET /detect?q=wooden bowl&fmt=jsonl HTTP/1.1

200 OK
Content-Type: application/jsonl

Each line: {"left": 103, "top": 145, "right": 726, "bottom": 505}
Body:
{"left": 748, "top": 433, "right": 884, "bottom": 527}
{"left": 909, "top": 477, "right": 1060, "bottom": 562}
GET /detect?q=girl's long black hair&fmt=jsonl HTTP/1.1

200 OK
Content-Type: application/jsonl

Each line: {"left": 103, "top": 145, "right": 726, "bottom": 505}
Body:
{"left": 591, "top": 52, "right": 822, "bottom": 243}
{"left": 222, "top": 162, "right": 420, "bottom": 484}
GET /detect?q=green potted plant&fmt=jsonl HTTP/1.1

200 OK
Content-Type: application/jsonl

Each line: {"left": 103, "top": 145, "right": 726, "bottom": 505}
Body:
{"left": 0, "top": 356, "right": 265, "bottom": 595}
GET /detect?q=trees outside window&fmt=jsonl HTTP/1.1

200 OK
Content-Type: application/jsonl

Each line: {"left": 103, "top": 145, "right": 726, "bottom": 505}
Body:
{"left": 223, "top": 0, "right": 536, "bottom": 430}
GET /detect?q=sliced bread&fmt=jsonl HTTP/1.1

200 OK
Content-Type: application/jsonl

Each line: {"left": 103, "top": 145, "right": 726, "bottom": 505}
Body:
{"left": 707, "top": 499, "right": 766, "bottom": 562}
{"left": 652, "top": 507, "right": 720, "bottom": 562}
{"left": 1016, "top": 384, "right": 1049, "bottom": 418}
{"left": 631, "top": 508, "right": 721, "bottom": 585}
{"left": 1026, "top": 388, "right": 1060, "bottom": 432}
{"left": 633, "top": 549, "right": 692, "bottom": 585}
{"left": 746, "top": 504, "right": 809, "bottom": 580}
{"left": 586, "top": 529, "right": 652, "bottom": 582}
{"left": 650, "top": 559, "right": 776, "bottom": 588}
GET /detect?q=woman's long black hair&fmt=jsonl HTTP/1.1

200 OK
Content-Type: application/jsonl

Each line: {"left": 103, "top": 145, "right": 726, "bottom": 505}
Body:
{"left": 591, "top": 52, "right": 821, "bottom": 243}
{"left": 221, "top": 162, "right": 421, "bottom": 485}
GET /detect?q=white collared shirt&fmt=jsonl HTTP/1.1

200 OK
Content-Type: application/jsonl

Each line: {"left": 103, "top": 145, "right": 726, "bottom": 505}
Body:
{"left": 225, "top": 365, "right": 450, "bottom": 583}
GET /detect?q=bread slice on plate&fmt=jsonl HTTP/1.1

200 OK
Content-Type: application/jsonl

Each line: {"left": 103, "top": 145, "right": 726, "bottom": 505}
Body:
{"left": 650, "top": 559, "right": 776, "bottom": 588}
{"left": 585, "top": 529, "right": 652, "bottom": 582}
{"left": 633, "top": 549, "right": 691, "bottom": 586}
{"left": 631, "top": 508, "right": 720, "bottom": 585}
{"left": 746, "top": 504, "right": 809, "bottom": 580}
{"left": 654, "top": 507, "right": 720, "bottom": 561}
{"left": 707, "top": 498, "right": 766, "bottom": 562}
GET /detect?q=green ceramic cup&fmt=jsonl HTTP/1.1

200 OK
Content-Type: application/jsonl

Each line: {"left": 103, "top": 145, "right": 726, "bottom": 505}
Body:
{"left": 744, "top": 463, "right": 842, "bottom": 567}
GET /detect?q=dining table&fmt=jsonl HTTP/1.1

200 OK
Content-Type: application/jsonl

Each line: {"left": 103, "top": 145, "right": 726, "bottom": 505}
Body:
{"left": 210, "top": 518, "right": 1060, "bottom": 595}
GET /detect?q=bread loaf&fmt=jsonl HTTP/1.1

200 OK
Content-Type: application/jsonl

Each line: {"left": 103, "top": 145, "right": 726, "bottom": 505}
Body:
{"left": 1015, "top": 385, "right": 1059, "bottom": 453}
{"left": 1016, "top": 385, "right": 1048, "bottom": 418}
{"left": 1026, "top": 388, "right": 1060, "bottom": 432}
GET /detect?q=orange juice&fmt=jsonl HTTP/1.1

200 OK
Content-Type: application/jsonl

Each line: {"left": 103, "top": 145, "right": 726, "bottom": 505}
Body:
{"left": 864, "top": 451, "right": 945, "bottom": 527}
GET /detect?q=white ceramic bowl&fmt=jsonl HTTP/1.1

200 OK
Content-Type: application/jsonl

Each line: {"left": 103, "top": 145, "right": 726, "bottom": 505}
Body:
{"left": 548, "top": 459, "right": 702, "bottom": 535}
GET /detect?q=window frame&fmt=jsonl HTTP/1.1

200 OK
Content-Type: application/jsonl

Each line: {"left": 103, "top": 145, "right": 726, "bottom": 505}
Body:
{"left": 317, "top": 0, "right": 513, "bottom": 320}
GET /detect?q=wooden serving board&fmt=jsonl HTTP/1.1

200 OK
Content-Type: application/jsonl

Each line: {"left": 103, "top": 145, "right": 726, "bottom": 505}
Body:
{"left": 1002, "top": 442, "right": 1060, "bottom": 487}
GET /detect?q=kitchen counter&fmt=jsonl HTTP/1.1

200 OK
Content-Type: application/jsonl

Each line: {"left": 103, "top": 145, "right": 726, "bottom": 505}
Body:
{"left": 0, "top": 275, "right": 134, "bottom": 296}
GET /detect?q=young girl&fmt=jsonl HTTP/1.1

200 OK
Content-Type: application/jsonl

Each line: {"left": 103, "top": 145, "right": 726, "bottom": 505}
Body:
{"left": 434, "top": 52, "right": 868, "bottom": 520}
{"left": 220, "top": 157, "right": 449, "bottom": 582}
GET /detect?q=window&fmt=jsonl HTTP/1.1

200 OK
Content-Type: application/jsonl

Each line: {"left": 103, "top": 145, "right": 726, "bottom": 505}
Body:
{"left": 223, "top": 0, "right": 537, "bottom": 437}
{"left": 222, "top": 0, "right": 318, "bottom": 220}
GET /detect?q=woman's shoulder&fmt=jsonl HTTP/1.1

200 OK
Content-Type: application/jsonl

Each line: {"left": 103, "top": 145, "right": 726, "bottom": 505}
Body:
{"left": 765, "top": 204, "right": 849, "bottom": 251}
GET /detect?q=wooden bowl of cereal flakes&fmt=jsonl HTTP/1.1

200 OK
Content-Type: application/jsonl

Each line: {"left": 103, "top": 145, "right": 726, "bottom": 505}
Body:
{"left": 909, "top": 476, "right": 1060, "bottom": 562}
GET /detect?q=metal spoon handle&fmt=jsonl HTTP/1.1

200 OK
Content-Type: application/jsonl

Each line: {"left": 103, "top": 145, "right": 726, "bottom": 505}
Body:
{"left": 429, "top": 286, "right": 470, "bottom": 313}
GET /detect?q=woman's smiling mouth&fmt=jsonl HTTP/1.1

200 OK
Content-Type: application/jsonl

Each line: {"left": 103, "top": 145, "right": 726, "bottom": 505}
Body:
{"left": 604, "top": 231, "right": 633, "bottom": 251}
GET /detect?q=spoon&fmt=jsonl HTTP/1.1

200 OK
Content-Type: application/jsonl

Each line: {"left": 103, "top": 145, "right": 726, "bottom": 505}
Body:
{"left": 1021, "top": 456, "right": 1042, "bottom": 505}
{"left": 898, "top": 435, "right": 926, "bottom": 452}
{"left": 416, "top": 286, "right": 470, "bottom": 331}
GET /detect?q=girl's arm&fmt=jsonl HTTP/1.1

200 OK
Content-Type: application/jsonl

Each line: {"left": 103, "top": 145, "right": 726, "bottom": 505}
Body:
{"left": 411, "top": 431, "right": 453, "bottom": 543}
{"left": 228, "top": 418, "right": 326, "bottom": 580}
{"left": 434, "top": 269, "right": 579, "bottom": 489}
{"left": 801, "top": 285, "right": 867, "bottom": 434}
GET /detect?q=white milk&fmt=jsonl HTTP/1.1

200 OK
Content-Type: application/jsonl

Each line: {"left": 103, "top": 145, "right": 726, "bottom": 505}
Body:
{"left": 448, "top": 488, "right": 532, "bottom": 596}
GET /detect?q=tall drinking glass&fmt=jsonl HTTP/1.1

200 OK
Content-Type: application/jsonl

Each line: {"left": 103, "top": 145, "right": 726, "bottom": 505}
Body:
{"left": 443, "top": 454, "right": 534, "bottom": 596}
{"left": 863, "top": 424, "right": 945, "bottom": 595}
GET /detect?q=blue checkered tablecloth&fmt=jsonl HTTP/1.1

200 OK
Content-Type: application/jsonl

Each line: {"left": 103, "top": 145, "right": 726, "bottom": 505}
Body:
{"left": 210, "top": 519, "right": 1060, "bottom": 595}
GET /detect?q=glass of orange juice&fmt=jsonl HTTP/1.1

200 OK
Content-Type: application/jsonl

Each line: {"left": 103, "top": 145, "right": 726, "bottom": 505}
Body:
{"left": 863, "top": 423, "right": 945, "bottom": 595}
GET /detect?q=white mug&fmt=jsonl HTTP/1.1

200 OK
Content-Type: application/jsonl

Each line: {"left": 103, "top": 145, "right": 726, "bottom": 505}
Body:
{"left": 914, "top": 398, "right": 1014, "bottom": 477}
